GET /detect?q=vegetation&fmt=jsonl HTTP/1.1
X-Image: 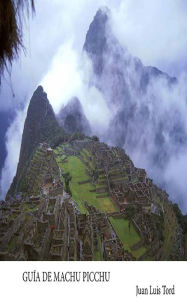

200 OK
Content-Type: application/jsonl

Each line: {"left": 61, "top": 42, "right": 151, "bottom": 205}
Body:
{"left": 109, "top": 217, "right": 146, "bottom": 258}
{"left": 21, "top": 202, "right": 38, "bottom": 213}
{"left": 125, "top": 205, "right": 136, "bottom": 231}
{"left": 62, "top": 172, "right": 72, "bottom": 195}
{"left": 94, "top": 235, "right": 103, "bottom": 261}
{"left": 69, "top": 131, "right": 85, "bottom": 142}
{"left": 7, "top": 235, "right": 16, "bottom": 252}
{"left": 173, "top": 203, "right": 187, "bottom": 234}
{"left": 91, "top": 135, "right": 99, "bottom": 142}
{"left": 161, "top": 203, "right": 178, "bottom": 259}
{"left": 55, "top": 147, "right": 116, "bottom": 213}
{"left": 0, "top": 0, "right": 35, "bottom": 75}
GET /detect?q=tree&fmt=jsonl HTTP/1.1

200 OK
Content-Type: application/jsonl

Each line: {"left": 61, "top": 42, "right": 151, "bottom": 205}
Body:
{"left": 91, "top": 169, "right": 99, "bottom": 182}
{"left": 92, "top": 135, "right": 99, "bottom": 142}
{"left": 63, "top": 172, "right": 72, "bottom": 195}
{"left": 125, "top": 205, "right": 136, "bottom": 232}
{"left": 173, "top": 203, "right": 187, "bottom": 234}
{"left": 0, "top": 0, "right": 35, "bottom": 76}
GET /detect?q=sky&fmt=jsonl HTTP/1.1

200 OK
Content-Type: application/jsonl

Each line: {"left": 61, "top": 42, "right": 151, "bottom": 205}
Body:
{"left": 0, "top": 0, "right": 187, "bottom": 210}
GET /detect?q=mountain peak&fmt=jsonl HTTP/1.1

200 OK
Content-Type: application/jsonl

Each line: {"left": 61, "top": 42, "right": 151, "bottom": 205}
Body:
{"left": 95, "top": 6, "right": 110, "bottom": 18}
{"left": 58, "top": 97, "right": 91, "bottom": 136}
{"left": 33, "top": 85, "right": 48, "bottom": 100}
{"left": 36, "top": 85, "right": 43, "bottom": 92}
{"left": 8, "top": 87, "right": 65, "bottom": 196}
{"left": 83, "top": 8, "right": 111, "bottom": 75}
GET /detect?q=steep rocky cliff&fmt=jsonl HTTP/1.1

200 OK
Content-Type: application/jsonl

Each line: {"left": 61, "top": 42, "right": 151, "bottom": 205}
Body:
{"left": 7, "top": 86, "right": 66, "bottom": 196}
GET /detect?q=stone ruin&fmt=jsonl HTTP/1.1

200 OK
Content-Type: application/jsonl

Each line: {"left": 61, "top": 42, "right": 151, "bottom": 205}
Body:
{"left": 0, "top": 139, "right": 183, "bottom": 260}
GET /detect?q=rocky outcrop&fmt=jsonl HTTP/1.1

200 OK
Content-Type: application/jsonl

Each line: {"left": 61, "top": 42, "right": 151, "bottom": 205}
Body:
{"left": 84, "top": 8, "right": 176, "bottom": 94}
{"left": 57, "top": 97, "right": 91, "bottom": 136}
{"left": 7, "top": 86, "right": 65, "bottom": 196}
{"left": 83, "top": 8, "right": 110, "bottom": 76}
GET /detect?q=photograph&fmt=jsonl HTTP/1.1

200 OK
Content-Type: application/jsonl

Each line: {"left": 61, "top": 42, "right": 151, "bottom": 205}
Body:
{"left": 0, "top": 1, "right": 186, "bottom": 297}
{"left": 0, "top": 0, "right": 187, "bottom": 262}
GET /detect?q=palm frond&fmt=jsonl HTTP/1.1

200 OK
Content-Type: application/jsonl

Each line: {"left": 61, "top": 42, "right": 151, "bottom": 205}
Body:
{"left": 0, "top": 0, "right": 35, "bottom": 76}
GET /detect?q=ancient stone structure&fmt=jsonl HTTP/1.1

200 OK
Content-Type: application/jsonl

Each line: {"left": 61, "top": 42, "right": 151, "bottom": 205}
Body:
{"left": 0, "top": 140, "right": 184, "bottom": 261}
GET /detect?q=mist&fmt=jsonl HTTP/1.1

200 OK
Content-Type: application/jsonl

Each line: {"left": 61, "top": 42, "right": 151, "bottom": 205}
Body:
{"left": 0, "top": 109, "right": 26, "bottom": 198}
{"left": 0, "top": 0, "right": 121, "bottom": 199}
{"left": 80, "top": 11, "right": 187, "bottom": 213}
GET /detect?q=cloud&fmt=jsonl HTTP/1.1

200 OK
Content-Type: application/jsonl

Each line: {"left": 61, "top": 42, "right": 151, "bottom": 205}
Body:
{"left": 111, "top": 0, "right": 187, "bottom": 76}
{"left": 99, "top": 47, "right": 187, "bottom": 213}
{"left": 1, "top": 0, "right": 187, "bottom": 112}
{"left": 41, "top": 40, "right": 83, "bottom": 113}
{"left": 0, "top": 0, "right": 116, "bottom": 197}
{"left": 41, "top": 45, "right": 112, "bottom": 133}
{"left": 0, "top": 108, "right": 26, "bottom": 199}
{"left": 164, "top": 149, "right": 187, "bottom": 212}
{"left": 76, "top": 12, "right": 187, "bottom": 213}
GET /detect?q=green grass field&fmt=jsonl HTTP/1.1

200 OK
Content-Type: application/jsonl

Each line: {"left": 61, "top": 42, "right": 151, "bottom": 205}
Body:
{"left": 55, "top": 148, "right": 116, "bottom": 213}
{"left": 109, "top": 217, "right": 146, "bottom": 259}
